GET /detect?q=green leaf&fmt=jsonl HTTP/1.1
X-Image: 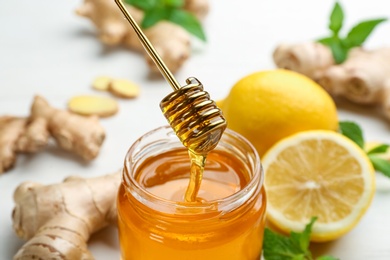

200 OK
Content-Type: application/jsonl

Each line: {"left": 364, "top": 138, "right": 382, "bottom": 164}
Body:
{"left": 329, "top": 2, "right": 344, "bottom": 35}
{"left": 318, "top": 2, "right": 387, "bottom": 64}
{"left": 316, "top": 36, "right": 348, "bottom": 63}
{"left": 167, "top": 9, "right": 206, "bottom": 41}
{"left": 162, "top": 0, "right": 184, "bottom": 8}
{"left": 263, "top": 229, "right": 302, "bottom": 260}
{"left": 263, "top": 217, "right": 319, "bottom": 260}
{"left": 339, "top": 121, "right": 364, "bottom": 148}
{"left": 124, "top": 0, "right": 157, "bottom": 11}
{"left": 369, "top": 155, "right": 390, "bottom": 178}
{"left": 344, "top": 18, "right": 387, "bottom": 48}
{"left": 317, "top": 256, "right": 340, "bottom": 260}
{"left": 317, "top": 37, "right": 334, "bottom": 46}
{"left": 141, "top": 7, "right": 171, "bottom": 28}
{"left": 125, "top": 0, "right": 206, "bottom": 42}
{"left": 290, "top": 217, "right": 317, "bottom": 254}
{"left": 367, "top": 144, "right": 389, "bottom": 155}
{"left": 328, "top": 40, "right": 348, "bottom": 64}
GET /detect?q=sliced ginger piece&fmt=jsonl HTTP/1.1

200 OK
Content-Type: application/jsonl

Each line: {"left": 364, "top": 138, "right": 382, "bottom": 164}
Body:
{"left": 68, "top": 95, "right": 118, "bottom": 118}
{"left": 109, "top": 79, "right": 140, "bottom": 99}
{"left": 92, "top": 76, "right": 112, "bottom": 91}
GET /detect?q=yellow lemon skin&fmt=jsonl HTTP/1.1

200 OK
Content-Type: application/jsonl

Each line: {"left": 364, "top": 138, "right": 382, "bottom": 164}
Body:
{"left": 221, "top": 69, "right": 338, "bottom": 157}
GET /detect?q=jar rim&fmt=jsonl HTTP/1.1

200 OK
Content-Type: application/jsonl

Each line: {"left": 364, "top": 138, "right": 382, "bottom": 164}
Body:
{"left": 123, "top": 125, "right": 263, "bottom": 212}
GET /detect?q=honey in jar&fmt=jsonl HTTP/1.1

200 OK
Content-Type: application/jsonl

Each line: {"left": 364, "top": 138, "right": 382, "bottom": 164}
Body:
{"left": 117, "top": 126, "right": 266, "bottom": 260}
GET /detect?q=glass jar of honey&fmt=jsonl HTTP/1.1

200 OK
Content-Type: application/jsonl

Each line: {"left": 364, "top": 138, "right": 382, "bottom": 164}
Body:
{"left": 117, "top": 126, "right": 266, "bottom": 260}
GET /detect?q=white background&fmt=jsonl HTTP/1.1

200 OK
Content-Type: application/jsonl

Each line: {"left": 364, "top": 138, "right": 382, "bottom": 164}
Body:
{"left": 1, "top": 0, "right": 390, "bottom": 259}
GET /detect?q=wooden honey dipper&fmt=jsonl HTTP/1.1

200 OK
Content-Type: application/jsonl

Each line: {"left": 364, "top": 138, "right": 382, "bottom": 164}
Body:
{"left": 115, "top": 0, "right": 227, "bottom": 154}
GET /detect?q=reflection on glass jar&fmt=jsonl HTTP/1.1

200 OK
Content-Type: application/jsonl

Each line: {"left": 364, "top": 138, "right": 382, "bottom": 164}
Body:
{"left": 117, "top": 126, "right": 266, "bottom": 260}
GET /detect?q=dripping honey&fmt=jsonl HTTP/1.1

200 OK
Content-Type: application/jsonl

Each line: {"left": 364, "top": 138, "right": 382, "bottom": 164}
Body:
{"left": 159, "top": 80, "right": 227, "bottom": 202}
{"left": 117, "top": 126, "right": 266, "bottom": 260}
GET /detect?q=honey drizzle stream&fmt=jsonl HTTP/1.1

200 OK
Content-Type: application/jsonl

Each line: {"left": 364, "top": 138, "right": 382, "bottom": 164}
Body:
{"left": 184, "top": 151, "right": 207, "bottom": 202}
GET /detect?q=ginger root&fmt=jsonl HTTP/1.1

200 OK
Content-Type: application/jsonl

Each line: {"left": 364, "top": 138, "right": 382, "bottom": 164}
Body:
{"left": 0, "top": 117, "right": 30, "bottom": 173}
{"left": 76, "top": 0, "right": 209, "bottom": 73}
{"left": 16, "top": 117, "right": 50, "bottom": 153}
{"left": 273, "top": 42, "right": 335, "bottom": 81}
{"left": 32, "top": 96, "right": 106, "bottom": 160}
{"left": 184, "top": 0, "right": 209, "bottom": 20}
{"left": 319, "top": 47, "right": 390, "bottom": 106}
{"left": 12, "top": 171, "right": 121, "bottom": 260}
{"left": 0, "top": 116, "right": 49, "bottom": 174}
{"left": 0, "top": 95, "right": 106, "bottom": 173}
{"left": 273, "top": 42, "right": 390, "bottom": 120}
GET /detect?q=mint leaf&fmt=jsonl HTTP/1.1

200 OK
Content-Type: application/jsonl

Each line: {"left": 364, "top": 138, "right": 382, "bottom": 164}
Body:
{"left": 318, "top": 3, "right": 387, "bottom": 64}
{"left": 328, "top": 40, "right": 348, "bottom": 64}
{"left": 263, "top": 217, "right": 339, "bottom": 260}
{"left": 317, "top": 36, "right": 348, "bottom": 63}
{"left": 339, "top": 121, "right": 364, "bottom": 148}
{"left": 125, "top": 0, "right": 157, "bottom": 10}
{"left": 142, "top": 7, "right": 171, "bottom": 28}
{"left": 339, "top": 121, "right": 390, "bottom": 178}
{"left": 162, "top": 0, "right": 184, "bottom": 8}
{"left": 367, "top": 144, "right": 389, "bottom": 155}
{"left": 329, "top": 2, "right": 344, "bottom": 35}
{"left": 125, "top": 0, "right": 206, "bottom": 41}
{"left": 368, "top": 155, "right": 390, "bottom": 178}
{"left": 317, "top": 36, "right": 334, "bottom": 46}
{"left": 168, "top": 9, "right": 206, "bottom": 41}
{"left": 317, "top": 256, "right": 340, "bottom": 260}
{"left": 290, "top": 217, "right": 317, "bottom": 254}
{"left": 263, "top": 217, "right": 338, "bottom": 260}
{"left": 263, "top": 217, "right": 315, "bottom": 260}
{"left": 263, "top": 229, "right": 304, "bottom": 260}
{"left": 339, "top": 121, "right": 390, "bottom": 179}
{"left": 344, "top": 18, "right": 387, "bottom": 48}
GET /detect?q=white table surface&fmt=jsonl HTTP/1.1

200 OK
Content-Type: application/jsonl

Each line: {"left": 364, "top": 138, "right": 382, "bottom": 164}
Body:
{"left": 1, "top": 0, "right": 390, "bottom": 259}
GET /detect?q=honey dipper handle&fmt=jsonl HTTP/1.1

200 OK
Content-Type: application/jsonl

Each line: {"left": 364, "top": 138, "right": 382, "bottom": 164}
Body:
{"left": 115, "top": 0, "right": 181, "bottom": 91}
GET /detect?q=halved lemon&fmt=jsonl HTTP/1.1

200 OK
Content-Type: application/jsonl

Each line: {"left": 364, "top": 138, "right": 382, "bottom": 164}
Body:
{"left": 262, "top": 130, "right": 375, "bottom": 242}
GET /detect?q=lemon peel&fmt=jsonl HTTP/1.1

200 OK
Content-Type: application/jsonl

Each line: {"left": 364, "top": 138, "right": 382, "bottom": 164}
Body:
{"left": 221, "top": 69, "right": 338, "bottom": 156}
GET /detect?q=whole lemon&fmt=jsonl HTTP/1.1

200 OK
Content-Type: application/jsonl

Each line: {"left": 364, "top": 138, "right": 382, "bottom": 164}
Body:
{"left": 220, "top": 69, "right": 338, "bottom": 156}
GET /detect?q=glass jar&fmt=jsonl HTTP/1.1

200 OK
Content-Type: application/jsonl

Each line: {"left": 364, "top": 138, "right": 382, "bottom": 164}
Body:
{"left": 117, "top": 126, "right": 266, "bottom": 260}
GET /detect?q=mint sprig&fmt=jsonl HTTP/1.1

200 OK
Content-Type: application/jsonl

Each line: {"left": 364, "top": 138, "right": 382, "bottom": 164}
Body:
{"left": 367, "top": 144, "right": 390, "bottom": 155}
{"left": 339, "top": 121, "right": 390, "bottom": 177}
{"left": 124, "top": 0, "right": 206, "bottom": 41}
{"left": 263, "top": 217, "right": 339, "bottom": 260}
{"left": 338, "top": 121, "right": 364, "bottom": 148}
{"left": 317, "top": 2, "right": 387, "bottom": 64}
